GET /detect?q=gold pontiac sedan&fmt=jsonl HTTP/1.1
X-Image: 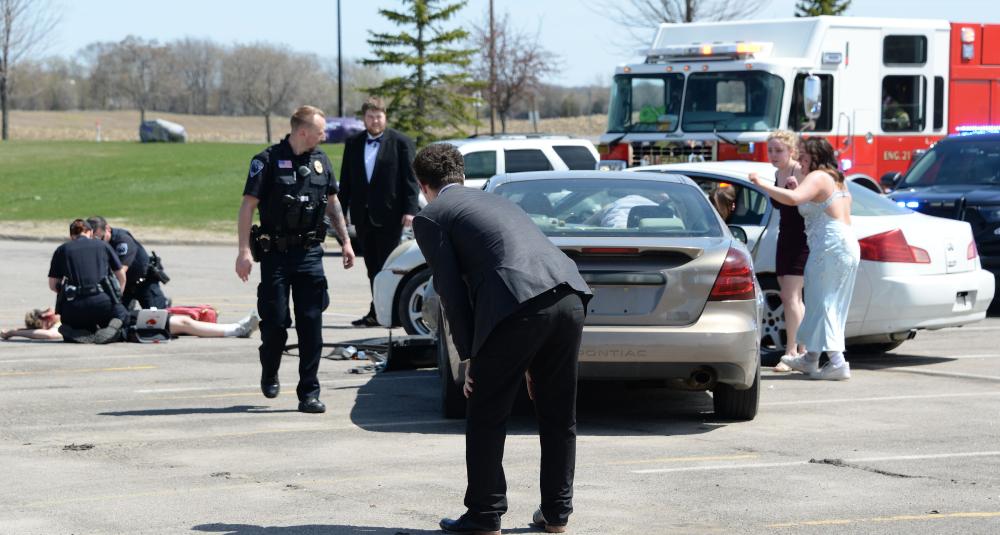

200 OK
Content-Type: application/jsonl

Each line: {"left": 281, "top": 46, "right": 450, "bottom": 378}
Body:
{"left": 429, "top": 171, "right": 763, "bottom": 421}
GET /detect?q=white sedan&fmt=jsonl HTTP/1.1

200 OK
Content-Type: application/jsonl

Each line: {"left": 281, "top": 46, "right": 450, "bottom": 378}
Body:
{"left": 374, "top": 160, "right": 994, "bottom": 356}
{"left": 636, "top": 161, "right": 994, "bottom": 356}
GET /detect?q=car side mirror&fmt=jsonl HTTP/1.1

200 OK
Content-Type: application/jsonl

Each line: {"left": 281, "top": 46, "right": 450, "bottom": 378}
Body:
{"left": 803, "top": 75, "right": 822, "bottom": 121}
{"left": 728, "top": 225, "right": 748, "bottom": 244}
{"left": 879, "top": 172, "right": 902, "bottom": 193}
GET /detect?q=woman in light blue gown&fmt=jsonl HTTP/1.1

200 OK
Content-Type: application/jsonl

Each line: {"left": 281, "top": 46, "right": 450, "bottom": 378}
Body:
{"left": 750, "top": 137, "right": 860, "bottom": 380}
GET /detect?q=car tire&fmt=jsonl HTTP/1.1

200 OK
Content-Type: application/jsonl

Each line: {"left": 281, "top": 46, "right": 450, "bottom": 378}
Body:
{"left": 758, "top": 276, "right": 788, "bottom": 366}
{"left": 846, "top": 340, "right": 905, "bottom": 355}
{"left": 437, "top": 312, "right": 467, "bottom": 419}
{"left": 712, "top": 365, "right": 760, "bottom": 421}
{"left": 397, "top": 269, "right": 432, "bottom": 335}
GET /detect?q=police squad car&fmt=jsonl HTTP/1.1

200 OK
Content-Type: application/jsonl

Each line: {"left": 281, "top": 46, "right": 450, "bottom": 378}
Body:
{"left": 886, "top": 128, "right": 1000, "bottom": 276}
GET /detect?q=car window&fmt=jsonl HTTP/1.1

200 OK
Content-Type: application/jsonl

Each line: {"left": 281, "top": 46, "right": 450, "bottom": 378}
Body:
{"left": 504, "top": 149, "right": 553, "bottom": 173}
{"left": 553, "top": 145, "right": 597, "bottom": 170}
{"left": 494, "top": 178, "right": 723, "bottom": 238}
{"left": 899, "top": 139, "right": 1000, "bottom": 187}
{"left": 463, "top": 150, "right": 497, "bottom": 179}
{"left": 686, "top": 176, "right": 769, "bottom": 225}
{"left": 847, "top": 181, "right": 911, "bottom": 216}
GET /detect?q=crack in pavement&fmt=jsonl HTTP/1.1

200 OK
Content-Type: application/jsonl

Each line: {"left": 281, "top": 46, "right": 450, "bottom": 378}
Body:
{"left": 809, "top": 458, "right": 930, "bottom": 479}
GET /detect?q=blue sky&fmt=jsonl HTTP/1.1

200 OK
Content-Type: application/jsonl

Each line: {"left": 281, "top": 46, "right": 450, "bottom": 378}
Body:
{"left": 47, "top": 0, "right": 1000, "bottom": 86}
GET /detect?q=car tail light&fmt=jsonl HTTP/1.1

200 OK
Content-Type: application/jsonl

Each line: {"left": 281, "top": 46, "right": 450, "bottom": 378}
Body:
{"left": 969, "top": 240, "right": 979, "bottom": 260}
{"left": 858, "top": 229, "right": 930, "bottom": 263}
{"left": 708, "top": 247, "right": 755, "bottom": 301}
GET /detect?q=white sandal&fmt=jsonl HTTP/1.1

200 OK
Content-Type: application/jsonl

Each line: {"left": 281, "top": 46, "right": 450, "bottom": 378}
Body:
{"left": 773, "top": 358, "right": 794, "bottom": 372}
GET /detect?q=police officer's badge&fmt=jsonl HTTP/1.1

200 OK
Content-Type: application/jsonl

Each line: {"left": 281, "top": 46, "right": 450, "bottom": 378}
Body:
{"left": 313, "top": 160, "right": 324, "bottom": 174}
{"left": 116, "top": 243, "right": 128, "bottom": 256}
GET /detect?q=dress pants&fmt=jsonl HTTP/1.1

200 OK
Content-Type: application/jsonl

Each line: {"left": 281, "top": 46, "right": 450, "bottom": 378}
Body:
{"left": 357, "top": 221, "right": 402, "bottom": 315}
{"left": 463, "top": 287, "right": 585, "bottom": 530}
{"left": 257, "top": 246, "right": 329, "bottom": 400}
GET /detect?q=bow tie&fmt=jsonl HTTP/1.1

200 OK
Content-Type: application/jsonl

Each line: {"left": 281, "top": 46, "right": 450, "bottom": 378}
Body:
{"left": 366, "top": 136, "right": 382, "bottom": 145}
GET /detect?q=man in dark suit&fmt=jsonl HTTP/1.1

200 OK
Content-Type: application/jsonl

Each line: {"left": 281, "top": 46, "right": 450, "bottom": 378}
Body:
{"left": 338, "top": 96, "right": 420, "bottom": 327}
{"left": 411, "top": 144, "right": 591, "bottom": 535}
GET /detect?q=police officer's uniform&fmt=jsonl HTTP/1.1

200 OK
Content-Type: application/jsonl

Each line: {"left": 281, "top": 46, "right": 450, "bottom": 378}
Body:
{"left": 48, "top": 237, "right": 129, "bottom": 334}
{"left": 244, "top": 135, "right": 336, "bottom": 404}
{"left": 108, "top": 227, "right": 168, "bottom": 309}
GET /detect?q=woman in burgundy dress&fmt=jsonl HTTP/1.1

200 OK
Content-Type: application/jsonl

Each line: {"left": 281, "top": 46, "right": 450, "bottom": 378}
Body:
{"left": 765, "top": 131, "right": 808, "bottom": 369}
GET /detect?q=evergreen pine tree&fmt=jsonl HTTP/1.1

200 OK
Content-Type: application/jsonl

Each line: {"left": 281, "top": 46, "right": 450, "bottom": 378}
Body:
{"left": 794, "top": 0, "right": 851, "bottom": 17}
{"left": 363, "top": 0, "right": 478, "bottom": 146}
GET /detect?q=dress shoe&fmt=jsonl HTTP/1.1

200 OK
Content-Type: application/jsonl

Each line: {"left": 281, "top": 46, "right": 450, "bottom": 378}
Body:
{"left": 260, "top": 376, "right": 280, "bottom": 399}
{"left": 439, "top": 514, "right": 501, "bottom": 534}
{"left": 530, "top": 509, "right": 567, "bottom": 533}
{"left": 351, "top": 314, "right": 380, "bottom": 327}
{"left": 298, "top": 397, "right": 326, "bottom": 413}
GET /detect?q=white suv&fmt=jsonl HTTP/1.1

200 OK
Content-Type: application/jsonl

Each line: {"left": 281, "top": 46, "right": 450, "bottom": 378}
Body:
{"left": 444, "top": 135, "right": 599, "bottom": 189}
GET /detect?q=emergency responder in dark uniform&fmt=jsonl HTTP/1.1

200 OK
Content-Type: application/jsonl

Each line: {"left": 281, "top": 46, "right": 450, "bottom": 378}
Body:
{"left": 235, "top": 105, "right": 355, "bottom": 414}
{"left": 48, "top": 219, "right": 129, "bottom": 342}
{"left": 86, "top": 216, "right": 169, "bottom": 310}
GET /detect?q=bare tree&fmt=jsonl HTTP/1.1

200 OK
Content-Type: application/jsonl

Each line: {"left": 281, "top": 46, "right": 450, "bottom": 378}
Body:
{"left": 168, "top": 38, "right": 221, "bottom": 115}
{"left": 0, "top": 0, "right": 58, "bottom": 140}
{"left": 223, "top": 44, "right": 304, "bottom": 142}
{"left": 472, "top": 11, "right": 557, "bottom": 132}
{"left": 589, "top": 0, "right": 768, "bottom": 49}
{"left": 111, "top": 36, "right": 168, "bottom": 123}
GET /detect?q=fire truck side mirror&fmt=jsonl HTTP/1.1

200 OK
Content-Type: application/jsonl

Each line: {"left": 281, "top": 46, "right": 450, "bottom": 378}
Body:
{"left": 803, "top": 75, "right": 822, "bottom": 121}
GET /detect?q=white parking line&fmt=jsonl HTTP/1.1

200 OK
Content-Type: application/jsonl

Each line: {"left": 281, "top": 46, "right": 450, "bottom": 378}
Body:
{"left": 631, "top": 451, "right": 1000, "bottom": 474}
{"left": 132, "top": 373, "right": 432, "bottom": 393}
{"left": 762, "top": 391, "right": 1000, "bottom": 406}
{"left": 884, "top": 368, "right": 1000, "bottom": 382}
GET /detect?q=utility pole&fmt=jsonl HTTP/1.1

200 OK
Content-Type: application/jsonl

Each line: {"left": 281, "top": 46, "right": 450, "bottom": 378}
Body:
{"left": 337, "top": 0, "right": 344, "bottom": 117}
{"left": 488, "top": 0, "right": 496, "bottom": 135}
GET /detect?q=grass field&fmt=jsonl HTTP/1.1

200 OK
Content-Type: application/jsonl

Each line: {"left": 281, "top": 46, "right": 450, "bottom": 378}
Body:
{"left": 0, "top": 141, "right": 345, "bottom": 233}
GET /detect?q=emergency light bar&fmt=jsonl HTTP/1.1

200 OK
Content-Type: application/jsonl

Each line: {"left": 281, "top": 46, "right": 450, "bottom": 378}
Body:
{"left": 954, "top": 125, "right": 1000, "bottom": 135}
{"left": 645, "top": 41, "right": 772, "bottom": 63}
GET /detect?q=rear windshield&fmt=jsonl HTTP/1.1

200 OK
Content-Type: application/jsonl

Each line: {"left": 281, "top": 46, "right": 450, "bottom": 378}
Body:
{"left": 847, "top": 181, "right": 911, "bottom": 216}
{"left": 900, "top": 139, "right": 1000, "bottom": 187}
{"left": 493, "top": 179, "right": 724, "bottom": 238}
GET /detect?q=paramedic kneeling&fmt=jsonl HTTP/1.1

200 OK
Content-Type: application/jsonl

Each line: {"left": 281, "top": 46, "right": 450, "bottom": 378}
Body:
{"left": 48, "top": 219, "right": 129, "bottom": 336}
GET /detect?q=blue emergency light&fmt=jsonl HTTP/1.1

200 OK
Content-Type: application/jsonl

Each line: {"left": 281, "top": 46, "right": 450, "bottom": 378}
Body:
{"left": 954, "top": 125, "right": 1000, "bottom": 136}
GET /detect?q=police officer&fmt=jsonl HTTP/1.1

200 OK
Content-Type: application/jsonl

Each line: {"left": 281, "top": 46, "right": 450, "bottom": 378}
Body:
{"left": 48, "top": 219, "right": 129, "bottom": 340}
{"left": 86, "top": 216, "right": 169, "bottom": 310}
{"left": 235, "top": 105, "right": 355, "bottom": 414}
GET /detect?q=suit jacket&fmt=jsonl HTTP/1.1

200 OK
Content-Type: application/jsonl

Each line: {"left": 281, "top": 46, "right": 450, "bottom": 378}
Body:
{"left": 413, "top": 186, "right": 592, "bottom": 360}
{"left": 338, "top": 128, "right": 420, "bottom": 230}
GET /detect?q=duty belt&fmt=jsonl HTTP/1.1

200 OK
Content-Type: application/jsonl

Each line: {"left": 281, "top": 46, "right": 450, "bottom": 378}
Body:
{"left": 263, "top": 231, "right": 324, "bottom": 253}
{"left": 62, "top": 283, "right": 103, "bottom": 301}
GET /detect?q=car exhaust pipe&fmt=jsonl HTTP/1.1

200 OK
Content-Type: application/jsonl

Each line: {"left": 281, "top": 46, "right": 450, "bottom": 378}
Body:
{"left": 890, "top": 330, "right": 917, "bottom": 342}
{"left": 686, "top": 367, "right": 717, "bottom": 389}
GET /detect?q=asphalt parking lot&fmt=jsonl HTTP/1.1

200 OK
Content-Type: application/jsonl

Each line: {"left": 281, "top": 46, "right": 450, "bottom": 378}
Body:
{"left": 1, "top": 239, "right": 999, "bottom": 534}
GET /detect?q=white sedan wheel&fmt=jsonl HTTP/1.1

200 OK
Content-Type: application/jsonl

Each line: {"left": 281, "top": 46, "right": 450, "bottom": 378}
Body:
{"left": 759, "top": 286, "right": 787, "bottom": 355}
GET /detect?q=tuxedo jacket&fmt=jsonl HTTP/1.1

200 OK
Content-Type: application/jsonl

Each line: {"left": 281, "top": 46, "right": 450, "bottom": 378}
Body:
{"left": 338, "top": 128, "right": 420, "bottom": 230}
{"left": 413, "top": 185, "right": 592, "bottom": 360}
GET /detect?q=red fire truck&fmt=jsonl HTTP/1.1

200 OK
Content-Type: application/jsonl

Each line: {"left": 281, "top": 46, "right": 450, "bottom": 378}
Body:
{"left": 598, "top": 16, "right": 1000, "bottom": 190}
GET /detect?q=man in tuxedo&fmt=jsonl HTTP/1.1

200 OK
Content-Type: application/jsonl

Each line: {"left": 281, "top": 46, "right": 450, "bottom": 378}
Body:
{"left": 338, "top": 96, "right": 420, "bottom": 327}
{"left": 411, "top": 144, "right": 591, "bottom": 535}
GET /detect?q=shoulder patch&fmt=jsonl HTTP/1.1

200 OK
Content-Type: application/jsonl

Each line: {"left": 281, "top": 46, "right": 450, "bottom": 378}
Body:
{"left": 116, "top": 242, "right": 129, "bottom": 256}
{"left": 249, "top": 159, "right": 264, "bottom": 177}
